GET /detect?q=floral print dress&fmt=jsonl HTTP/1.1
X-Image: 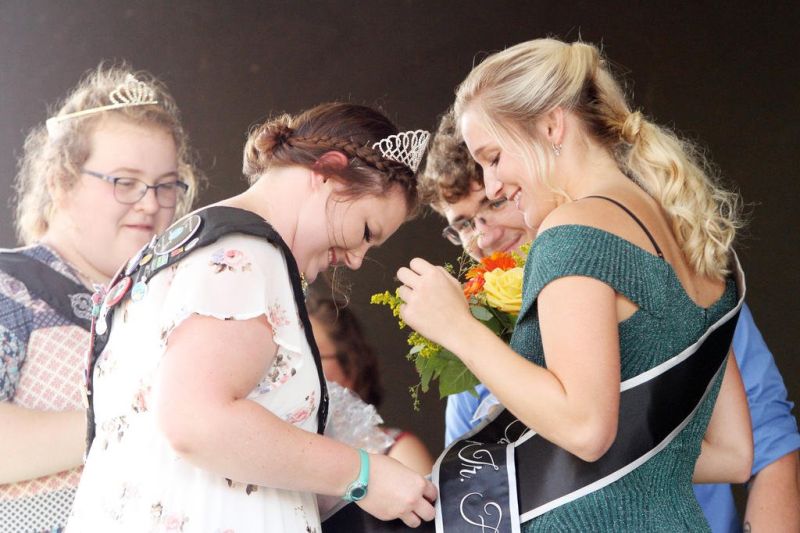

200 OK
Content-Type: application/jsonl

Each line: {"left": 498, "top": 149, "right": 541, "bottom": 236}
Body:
{"left": 67, "top": 234, "right": 322, "bottom": 533}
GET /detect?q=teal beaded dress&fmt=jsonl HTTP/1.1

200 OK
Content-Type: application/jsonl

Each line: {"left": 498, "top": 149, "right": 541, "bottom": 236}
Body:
{"left": 512, "top": 225, "right": 737, "bottom": 532}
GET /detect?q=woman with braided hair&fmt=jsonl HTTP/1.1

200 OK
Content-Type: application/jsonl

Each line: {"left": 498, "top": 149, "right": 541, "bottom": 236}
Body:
{"left": 398, "top": 39, "right": 752, "bottom": 531}
{"left": 67, "top": 102, "right": 436, "bottom": 531}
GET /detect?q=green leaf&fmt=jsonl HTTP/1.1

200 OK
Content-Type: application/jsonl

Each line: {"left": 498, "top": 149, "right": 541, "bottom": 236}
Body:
{"left": 437, "top": 348, "right": 461, "bottom": 361}
{"left": 418, "top": 359, "right": 435, "bottom": 392}
{"left": 470, "top": 305, "right": 493, "bottom": 321}
{"left": 416, "top": 353, "right": 449, "bottom": 393}
{"left": 437, "top": 358, "right": 480, "bottom": 397}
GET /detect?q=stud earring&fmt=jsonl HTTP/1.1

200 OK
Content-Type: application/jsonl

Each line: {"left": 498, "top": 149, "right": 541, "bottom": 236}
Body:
{"left": 552, "top": 143, "right": 563, "bottom": 157}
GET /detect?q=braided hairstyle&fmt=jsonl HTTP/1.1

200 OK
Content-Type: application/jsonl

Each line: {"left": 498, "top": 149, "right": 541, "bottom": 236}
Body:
{"left": 454, "top": 38, "right": 742, "bottom": 280}
{"left": 243, "top": 103, "right": 419, "bottom": 216}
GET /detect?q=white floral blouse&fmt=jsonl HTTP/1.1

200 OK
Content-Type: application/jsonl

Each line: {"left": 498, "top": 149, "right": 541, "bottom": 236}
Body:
{"left": 67, "top": 234, "right": 322, "bottom": 533}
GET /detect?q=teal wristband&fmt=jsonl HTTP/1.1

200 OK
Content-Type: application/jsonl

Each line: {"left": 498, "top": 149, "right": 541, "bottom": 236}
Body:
{"left": 343, "top": 448, "right": 370, "bottom": 502}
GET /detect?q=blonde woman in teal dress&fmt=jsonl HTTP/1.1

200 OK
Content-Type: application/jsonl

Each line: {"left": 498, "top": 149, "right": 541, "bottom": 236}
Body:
{"left": 398, "top": 38, "right": 753, "bottom": 531}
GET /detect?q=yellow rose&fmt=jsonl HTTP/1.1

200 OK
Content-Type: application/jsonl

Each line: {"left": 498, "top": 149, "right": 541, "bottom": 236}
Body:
{"left": 483, "top": 267, "right": 523, "bottom": 314}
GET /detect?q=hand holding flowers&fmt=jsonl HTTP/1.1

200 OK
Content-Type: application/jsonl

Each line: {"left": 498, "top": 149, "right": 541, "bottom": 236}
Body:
{"left": 396, "top": 258, "right": 472, "bottom": 348}
{"left": 372, "top": 246, "right": 528, "bottom": 406}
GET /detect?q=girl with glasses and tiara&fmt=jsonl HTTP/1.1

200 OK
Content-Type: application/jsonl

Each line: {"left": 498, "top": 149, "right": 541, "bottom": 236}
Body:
{"left": 398, "top": 38, "right": 753, "bottom": 531}
{"left": 65, "top": 103, "right": 436, "bottom": 532}
{"left": 0, "top": 65, "right": 201, "bottom": 531}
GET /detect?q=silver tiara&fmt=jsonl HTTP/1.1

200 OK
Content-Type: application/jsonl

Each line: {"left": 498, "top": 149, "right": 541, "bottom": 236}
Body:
{"left": 46, "top": 74, "right": 159, "bottom": 137}
{"left": 372, "top": 129, "right": 430, "bottom": 173}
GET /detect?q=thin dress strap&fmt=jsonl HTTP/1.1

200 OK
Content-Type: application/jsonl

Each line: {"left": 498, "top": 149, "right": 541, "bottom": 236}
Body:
{"left": 581, "top": 195, "right": 664, "bottom": 259}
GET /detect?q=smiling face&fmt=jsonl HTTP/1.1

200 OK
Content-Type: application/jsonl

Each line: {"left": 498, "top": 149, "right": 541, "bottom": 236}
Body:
{"left": 442, "top": 183, "right": 534, "bottom": 260}
{"left": 460, "top": 108, "right": 559, "bottom": 234}
{"left": 293, "top": 183, "right": 409, "bottom": 283}
{"left": 47, "top": 115, "right": 179, "bottom": 281}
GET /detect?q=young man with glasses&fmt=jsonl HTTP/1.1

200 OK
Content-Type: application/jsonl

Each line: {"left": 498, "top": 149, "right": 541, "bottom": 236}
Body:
{"left": 420, "top": 111, "right": 799, "bottom": 532}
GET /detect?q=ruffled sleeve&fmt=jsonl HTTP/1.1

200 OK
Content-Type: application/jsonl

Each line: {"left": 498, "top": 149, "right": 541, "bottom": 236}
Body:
{"left": 157, "top": 234, "right": 307, "bottom": 359}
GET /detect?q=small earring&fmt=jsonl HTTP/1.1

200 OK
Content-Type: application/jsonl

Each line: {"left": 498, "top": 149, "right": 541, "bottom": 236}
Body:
{"left": 300, "top": 273, "right": 309, "bottom": 296}
{"left": 552, "top": 143, "right": 563, "bottom": 157}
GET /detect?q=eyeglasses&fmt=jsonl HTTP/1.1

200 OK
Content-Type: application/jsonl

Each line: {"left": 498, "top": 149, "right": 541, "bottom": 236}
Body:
{"left": 82, "top": 169, "right": 189, "bottom": 208}
{"left": 441, "top": 197, "right": 511, "bottom": 245}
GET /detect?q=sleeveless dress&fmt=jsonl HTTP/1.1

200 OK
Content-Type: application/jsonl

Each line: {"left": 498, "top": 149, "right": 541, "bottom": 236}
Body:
{"left": 66, "top": 234, "right": 323, "bottom": 532}
{"left": 513, "top": 224, "right": 737, "bottom": 532}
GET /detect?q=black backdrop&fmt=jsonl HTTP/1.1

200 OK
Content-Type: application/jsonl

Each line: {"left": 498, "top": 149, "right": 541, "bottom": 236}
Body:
{"left": 1, "top": 1, "right": 798, "bottom": 487}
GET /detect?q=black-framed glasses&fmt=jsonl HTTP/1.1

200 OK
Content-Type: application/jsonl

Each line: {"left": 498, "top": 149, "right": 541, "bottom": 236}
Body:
{"left": 82, "top": 169, "right": 189, "bottom": 208}
{"left": 441, "top": 197, "right": 510, "bottom": 245}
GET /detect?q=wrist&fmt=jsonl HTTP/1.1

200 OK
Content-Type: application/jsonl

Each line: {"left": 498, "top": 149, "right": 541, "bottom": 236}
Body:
{"left": 342, "top": 448, "right": 370, "bottom": 502}
{"left": 445, "top": 313, "right": 479, "bottom": 358}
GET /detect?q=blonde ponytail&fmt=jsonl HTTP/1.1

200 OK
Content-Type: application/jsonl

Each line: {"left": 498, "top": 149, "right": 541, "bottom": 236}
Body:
{"left": 454, "top": 38, "right": 741, "bottom": 279}
{"left": 619, "top": 113, "right": 741, "bottom": 278}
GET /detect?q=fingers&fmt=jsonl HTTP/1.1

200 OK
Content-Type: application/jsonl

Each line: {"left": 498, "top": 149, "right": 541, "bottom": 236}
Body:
{"left": 423, "top": 479, "right": 438, "bottom": 502}
{"left": 409, "top": 257, "right": 433, "bottom": 273}
{"left": 414, "top": 497, "right": 436, "bottom": 523}
{"left": 396, "top": 285, "right": 411, "bottom": 303}
{"left": 397, "top": 258, "right": 434, "bottom": 286}
{"left": 396, "top": 266, "right": 418, "bottom": 288}
{"left": 401, "top": 512, "right": 422, "bottom": 528}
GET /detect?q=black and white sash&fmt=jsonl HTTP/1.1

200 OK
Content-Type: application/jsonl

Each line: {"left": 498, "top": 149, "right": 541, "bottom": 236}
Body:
{"left": 432, "top": 260, "right": 745, "bottom": 533}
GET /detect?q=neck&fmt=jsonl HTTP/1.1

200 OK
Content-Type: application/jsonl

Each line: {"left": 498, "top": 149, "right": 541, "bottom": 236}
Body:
{"left": 39, "top": 228, "right": 109, "bottom": 287}
{"left": 560, "top": 138, "right": 630, "bottom": 201}
{"left": 218, "top": 167, "right": 308, "bottom": 250}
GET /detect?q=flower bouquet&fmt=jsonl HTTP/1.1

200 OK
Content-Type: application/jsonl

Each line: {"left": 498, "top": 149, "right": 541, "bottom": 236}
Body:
{"left": 371, "top": 244, "right": 529, "bottom": 408}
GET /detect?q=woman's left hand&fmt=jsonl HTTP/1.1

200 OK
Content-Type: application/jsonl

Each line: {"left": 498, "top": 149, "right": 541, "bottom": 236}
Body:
{"left": 396, "top": 258, "right": 472, "bottom": 348}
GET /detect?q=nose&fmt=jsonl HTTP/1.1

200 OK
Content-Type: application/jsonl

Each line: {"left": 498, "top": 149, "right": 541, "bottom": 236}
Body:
{"left": 135, "top": 186, "right": 161, "bottom": 215}
{"left": 345, "top": 247, "right": 366, "bottom": 270}
{"left": 475, "top": 219, "right": 501, "bottom": 250}
{"left": 483, "top": 172, "right": 504, "bottom": 200}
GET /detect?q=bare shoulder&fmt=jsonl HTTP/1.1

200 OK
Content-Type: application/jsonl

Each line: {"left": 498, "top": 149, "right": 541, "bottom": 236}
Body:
{"left": 539, "top": 194, "right": 666, "bottom": 256}
{"left": 539, "top": 197, "right": 621, "bottom": 235}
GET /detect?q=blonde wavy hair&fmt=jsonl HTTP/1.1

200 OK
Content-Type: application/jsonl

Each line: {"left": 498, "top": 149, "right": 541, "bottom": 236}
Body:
{"left": 14, "top": 64, "right": 204, "bottom": 244}
{"left": 454, "top": 38, "right": 742, "bottom": 279}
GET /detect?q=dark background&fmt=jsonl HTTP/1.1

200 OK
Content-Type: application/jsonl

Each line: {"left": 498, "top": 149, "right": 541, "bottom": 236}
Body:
{"left": 1, "top": 0, "right": 797, "bottom": 503}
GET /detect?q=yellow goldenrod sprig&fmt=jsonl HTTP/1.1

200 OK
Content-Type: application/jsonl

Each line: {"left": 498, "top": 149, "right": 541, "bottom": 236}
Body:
{"left": 369, "top": 290, "right": 406, "bottom": 329}
{"left": 407, "top": 332, "right": 441, "bottom": 359}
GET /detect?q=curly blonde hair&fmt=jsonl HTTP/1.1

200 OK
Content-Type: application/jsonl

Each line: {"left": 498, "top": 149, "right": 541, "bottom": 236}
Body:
{"left": 15, "top": 64, "right": 204, "bottom": 244}
{"left": 454, "top": 38, "right": 742, "bottom": 279}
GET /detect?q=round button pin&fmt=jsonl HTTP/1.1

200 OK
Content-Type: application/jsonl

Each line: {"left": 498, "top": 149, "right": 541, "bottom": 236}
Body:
{"left": 154, "top": 214, "right": 201, "bottom": 256}
{"left": 131, "top": 281, "right": 148, "bottom": 302}
{"left": 105, "top": 276, "right": 132, "bottom": 308}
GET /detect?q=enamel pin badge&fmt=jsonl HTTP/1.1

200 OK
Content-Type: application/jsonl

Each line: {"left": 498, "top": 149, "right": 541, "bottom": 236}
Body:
{"left": 154, "top": 215, "right": 201, "bottom": 256}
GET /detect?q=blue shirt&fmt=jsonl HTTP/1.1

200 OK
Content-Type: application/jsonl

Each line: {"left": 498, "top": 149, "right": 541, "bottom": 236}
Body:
{"left": 444, "top": 303, "right": 800, "bottom": 533}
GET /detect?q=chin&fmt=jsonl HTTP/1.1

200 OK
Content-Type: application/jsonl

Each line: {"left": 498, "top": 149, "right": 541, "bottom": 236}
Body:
{"left": 523, "top": 211, "right": 537, "bottom": 230}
